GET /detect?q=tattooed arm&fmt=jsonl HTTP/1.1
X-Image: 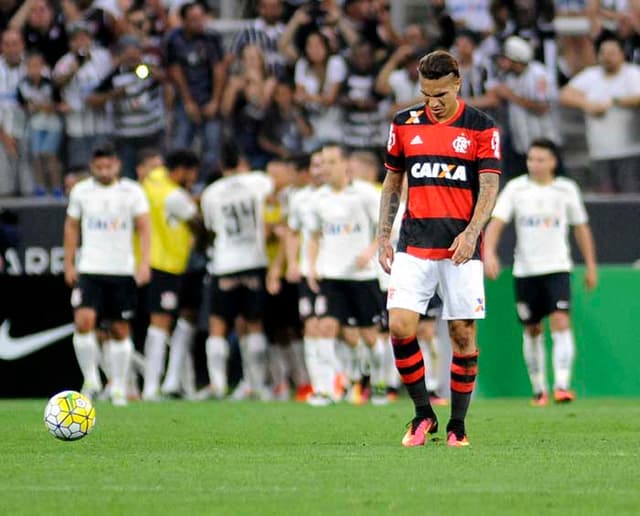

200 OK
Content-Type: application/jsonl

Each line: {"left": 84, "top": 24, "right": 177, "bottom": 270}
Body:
{"left": 377, "top": 171, "right": 404, "bottom": 273}
{"left": 449, "top": 172, "right": 500, "bottom": 265}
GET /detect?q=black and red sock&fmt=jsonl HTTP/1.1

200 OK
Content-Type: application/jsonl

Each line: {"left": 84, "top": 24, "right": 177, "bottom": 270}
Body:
{"left": 391, "top": 335, "right": 434, "bottom": 420}
{"left": 449, "top": 351, "right": 479, "bottom": 433}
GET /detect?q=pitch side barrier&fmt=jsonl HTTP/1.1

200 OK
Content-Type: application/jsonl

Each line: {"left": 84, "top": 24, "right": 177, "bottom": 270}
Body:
{"left": 0, "top": 197, "right": 638, "bottom": 397}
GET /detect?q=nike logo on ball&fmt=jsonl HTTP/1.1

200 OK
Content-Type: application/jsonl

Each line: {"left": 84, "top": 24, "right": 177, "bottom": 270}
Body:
{"left": 0, "top": 320, "right": 75, "bottom": 360}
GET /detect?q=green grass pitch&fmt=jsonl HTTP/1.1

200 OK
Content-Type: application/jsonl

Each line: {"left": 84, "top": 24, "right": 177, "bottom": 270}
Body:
{"left": 1, "top": 398, "right": 639, "bottom": 515}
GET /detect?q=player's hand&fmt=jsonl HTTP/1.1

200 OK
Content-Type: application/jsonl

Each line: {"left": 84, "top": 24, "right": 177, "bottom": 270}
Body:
{"left": 584, "top": 101, "right": 610, "bottom": 117}
{"left": 64, "top": 265, "right": 77, "bottom": 287}
{"left": 307, "top": 270, "right": 320, "bottom": 294}
{"left": 378, "top": 239, "right": 394, "bottom": 274}
{"left": 484, "top": 252, "right": 501, "bottom": 280}
{"left": 184, "top": 99, "right": 201, "bottom": 123}
{"left": 202, "top": 100, "right": 219, "bottom": 119}
{"left": 449, "top": 229, "right": 478, "bottom": 266}
{"left": 584, "top": 266, "right": 598, "bottom": 291}
{"left": 266, "top": 269, "right": 282, "bottom": 295}
{"left": 135, "top": 263, "right": 151, "bottom": 286}
{"left": 286, "top": 263, "right": 301, "bottom": 284}
{"left": 355, "top": 249, "right": 374, "bottom": 269}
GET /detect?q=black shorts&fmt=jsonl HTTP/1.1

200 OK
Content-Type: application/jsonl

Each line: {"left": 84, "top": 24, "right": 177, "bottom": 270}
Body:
{"left": 421, "top": 294, "right": 442, "bottom": 320}
{"left": 71, "top": 274, "right": 137, "bottom": 321}
{"left": 149, "top": 269, "right": 181, "bottom": 315}
{"left": 264, "top": 279, "right": 301, "bottom": 342}
{"left": 319, "top": 279, "right": 381, "bottom": 328}
{"left": 298, "top": 279, "right": 322, "bottom": 321}
{"left": 209, "top": 268, "right": 266, "bottom": 324}
{"left": 514, "top": 272, "right": 571, "bottom": 325}
{"left": 179, "top": 270, "right": 204, "bottom": 312}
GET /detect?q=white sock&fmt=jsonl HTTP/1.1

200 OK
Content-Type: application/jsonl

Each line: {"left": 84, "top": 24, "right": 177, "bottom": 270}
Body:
{"left": 109, "top": 338, "right": 133, "bottom": 398}
{"left": 245, "top": 333, "right": 268, "bottom": 391}
{"left": 380, "top": 335, "right": 400, "bottom": 389}
{"left": 73, "top": 331, "right": 102, "bottom": 389}
{"left": 181, "top": 350, "right": 196, "bottom": 396}
{"left": 304, "top": 336, "right": 322, "bottom": 394}
{"left": 100, "top": 340, "right": 112, "bottom": 382}
{"left": 162, "top": 318, "right": 196, "bottom": 393}
{"left": 364, "top": 343, "right": 383, "bottom": 388}
{"left": 420, "top": 337, "right": 440, "bottom": 393}
{"left": 334, "top": 339, "right": 349, "bottom": 378}
{"left": 523, "top": 332, "right": 547, "bottom": 394}
{"left": 344, "top": 344, "right": 361, "bottom": 384}
{"left": 286, "top": 339, "right": 310, "bottom": 386}
{"left": 269, "top": 345, "right": 288, "bottom": 388}
{"left": 552, "top": 329, "right": 575, "bottom": 390}
{"left": 316, "top": 338, "right": 337, "bottom": 397}
{"left": 143, "top": 325, "right": 168, "bottom": 398}
{"left": 205, "top": 336, "right": 229, "bottom": 394}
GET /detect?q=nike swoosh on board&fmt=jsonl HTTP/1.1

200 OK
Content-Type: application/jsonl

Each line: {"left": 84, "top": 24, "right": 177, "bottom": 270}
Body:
{"left": 0, "top": 321, "right": 75, "bottom": 360}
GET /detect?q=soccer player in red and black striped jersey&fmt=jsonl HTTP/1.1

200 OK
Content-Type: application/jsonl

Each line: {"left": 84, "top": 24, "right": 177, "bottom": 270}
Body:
{"left": 377, "top": 50, "right": 501, "bottom": 447}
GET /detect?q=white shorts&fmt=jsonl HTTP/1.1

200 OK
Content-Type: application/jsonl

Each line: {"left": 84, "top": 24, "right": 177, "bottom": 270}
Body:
{"left": 386, "top": 252, "right": 485, "bottom": 320}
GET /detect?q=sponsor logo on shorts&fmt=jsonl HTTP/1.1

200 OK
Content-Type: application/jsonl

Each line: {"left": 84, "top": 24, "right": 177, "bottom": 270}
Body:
{"left": 556, "top": 300, "right": 570, "bottom": 310}
{"left": 516, "top": 302, "right": 531, "bottom": 321}
{"left": 160, "top": 291, "right": 178, "bottom": 311}
{"left": 475, "top": 297, "right": 485, "bottom": 313}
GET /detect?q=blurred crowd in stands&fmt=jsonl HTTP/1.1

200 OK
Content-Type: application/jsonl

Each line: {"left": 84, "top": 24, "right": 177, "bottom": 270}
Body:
{"left": 0, "top": 0, "right": 640, "bottom": 197}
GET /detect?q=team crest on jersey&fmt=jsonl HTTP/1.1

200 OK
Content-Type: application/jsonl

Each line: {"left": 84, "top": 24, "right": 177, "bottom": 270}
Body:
{"left": 452, "top": 134, "right": 471, "bottom": 154}
{"left": 405, "top": 110, "right": 424, "bottom": 124}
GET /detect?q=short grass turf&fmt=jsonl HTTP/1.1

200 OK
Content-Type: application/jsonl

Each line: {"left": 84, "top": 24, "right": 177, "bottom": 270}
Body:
{"left": 1, "top": 399, "right": 639, "bottom": 515}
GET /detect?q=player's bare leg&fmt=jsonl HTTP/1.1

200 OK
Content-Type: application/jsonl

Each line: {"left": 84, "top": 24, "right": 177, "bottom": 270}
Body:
{"left": 446, "top": 319, "right": 478, "bottom": 446}
{"left": 549, "top": 311, "right": 575, "bottom": 402}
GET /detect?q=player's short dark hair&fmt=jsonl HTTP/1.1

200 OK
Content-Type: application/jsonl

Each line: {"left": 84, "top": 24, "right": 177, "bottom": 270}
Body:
{"left": 529, "top": 138, "right": 559, "bottom": 158}
{"left": 165, "top": 149, "right": 200, "bottom": 171}
{"left": 322, "top": 141, "right": 348, "bottom": 159}
{"left": 92, "top": 142, "right": 117, "bottom": 159}
{"left": 595, "top": 30, "right": 624, "bottom": 53}
{"left": 293, "top": 153, "right": 311, "bottom": 172}
{"left": 137, "top": 147, "right": 161, "bottom": 166}
{"left": 180, "top": 1, "right": 204, "bottom": 19}
{"left": 220, "top": 140, "right": 241, "bottom": 170}
{"left": 418, "top": 50, "right": 460, "bottom": 80}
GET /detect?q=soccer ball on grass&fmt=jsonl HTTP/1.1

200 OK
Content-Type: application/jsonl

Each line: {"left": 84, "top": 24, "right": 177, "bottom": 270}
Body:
{"left": 44, "top": 390, "right": 96, "bottom": 441}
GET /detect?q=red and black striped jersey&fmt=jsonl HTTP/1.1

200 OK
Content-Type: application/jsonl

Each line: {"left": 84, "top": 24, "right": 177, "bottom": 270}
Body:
{"left": 384, "top": 99, "right": 501, "bottom": 260}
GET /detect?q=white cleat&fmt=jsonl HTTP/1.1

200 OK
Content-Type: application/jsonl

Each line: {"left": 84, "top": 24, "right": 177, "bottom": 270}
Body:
{"left": 111, "top": 389, "right": 128, "bottom": 407}
{"left": 307, "top": 393, "right": 334, "bottom": 407}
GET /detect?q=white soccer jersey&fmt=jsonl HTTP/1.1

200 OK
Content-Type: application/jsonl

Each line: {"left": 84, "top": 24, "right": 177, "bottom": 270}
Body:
{"left": 201, "top": 171, "right": 273, "bottom": 275}
{"left": 288, "top": 184, "right": 320, "bottom": 277}
{"left": 492, "top": 175, "right": 588, "bottom": 277}
{"left": 307, "top": 180, "right": 380, "bottom": 281}
{"left": 67, "top": 177, "right": 149, "bottom": 276}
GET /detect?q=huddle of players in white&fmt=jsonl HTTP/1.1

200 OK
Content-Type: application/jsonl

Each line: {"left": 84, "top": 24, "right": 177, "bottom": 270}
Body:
{"left": 67, "top": 139, "right": 593, "bottom": 407}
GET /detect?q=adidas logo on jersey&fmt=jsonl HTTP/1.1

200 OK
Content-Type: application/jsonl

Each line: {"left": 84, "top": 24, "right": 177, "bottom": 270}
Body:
{"left": 410, "top": 135, "right": 424, "bottom": 145}
{"left": 410, "top": 162, "right": 467, "bottom": 181}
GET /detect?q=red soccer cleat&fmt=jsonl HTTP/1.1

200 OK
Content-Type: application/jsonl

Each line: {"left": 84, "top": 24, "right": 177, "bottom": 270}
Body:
{"left": 446, "top": 431, "right": 470, "bottom": 447}
{"left": 554, "top": 389, "right": 576, "bottom": 403}
{"left": 401, "top": 417, "right": 438, "bottom": 447}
